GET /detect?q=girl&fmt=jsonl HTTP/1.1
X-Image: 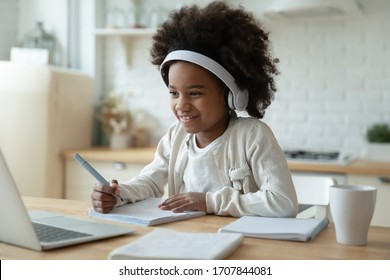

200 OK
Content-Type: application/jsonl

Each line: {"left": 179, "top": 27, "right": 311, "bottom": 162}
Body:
{"left": 91, "top": 1, "right": 298, "bottom": 218}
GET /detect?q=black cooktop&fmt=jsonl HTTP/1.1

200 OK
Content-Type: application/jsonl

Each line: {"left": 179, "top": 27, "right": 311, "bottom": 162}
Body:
{"left": 284, "top": 150, "right": 340, "bottom": 161}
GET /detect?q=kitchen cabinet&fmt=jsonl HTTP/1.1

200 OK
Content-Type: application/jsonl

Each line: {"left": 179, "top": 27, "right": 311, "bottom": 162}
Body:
{"left": 64, "top": 159, "right": 146, "bottom": 201}
{"left": 290, "top": 171, "right": 347, "bottom": 184}
{"left": 62, "top": 148, "right": 155, "bottom": 201}
{"left": 282, "top": 160, "right": 390, "bottom": 227}
{"left": 0, "top": 62, "right": 93, "bottom": 198}
{"left": 347, "top": 174, "right": 390, "bottom": 227}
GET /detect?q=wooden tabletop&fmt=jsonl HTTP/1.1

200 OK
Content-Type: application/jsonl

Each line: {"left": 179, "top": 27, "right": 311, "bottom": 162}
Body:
{"left": 61, "top": 147, "right": 390, "bottom": 176}
{"left": 1, "top": 197, "right": 389, "bottom": 260}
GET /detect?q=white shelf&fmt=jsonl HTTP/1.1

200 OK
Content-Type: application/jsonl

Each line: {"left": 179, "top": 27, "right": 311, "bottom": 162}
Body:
{"left": 94, "top": 28, "right": 156, "bottom": 36}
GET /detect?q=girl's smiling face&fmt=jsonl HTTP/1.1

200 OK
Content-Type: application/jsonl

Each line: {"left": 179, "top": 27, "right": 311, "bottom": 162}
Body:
{"left": 168, "top": 61, "right": 230, "bottom": 148}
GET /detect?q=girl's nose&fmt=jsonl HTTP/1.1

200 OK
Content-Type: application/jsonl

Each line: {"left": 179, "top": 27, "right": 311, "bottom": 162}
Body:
{"left": 175, "top": 96, "right": 191, "bottom": 111}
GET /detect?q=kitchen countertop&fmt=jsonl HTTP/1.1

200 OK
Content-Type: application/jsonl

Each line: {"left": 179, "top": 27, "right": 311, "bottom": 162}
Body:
{"left": 62, "top": 147, "right": 156, "bottom": 164}
{"left": 62, "top": 147, "right": 390, "bottom": 176}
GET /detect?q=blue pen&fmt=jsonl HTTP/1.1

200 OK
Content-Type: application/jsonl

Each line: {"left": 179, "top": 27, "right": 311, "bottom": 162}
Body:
{"left": 73, "top": 153, "right": 124, "bottom": 202}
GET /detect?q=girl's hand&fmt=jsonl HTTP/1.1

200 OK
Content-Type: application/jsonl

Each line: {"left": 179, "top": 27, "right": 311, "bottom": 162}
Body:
{"left": 159, "top": 192, "right": 207, "bottom": 212}
{"left": 91, "top": 179, "right": 120, "bottom": 213}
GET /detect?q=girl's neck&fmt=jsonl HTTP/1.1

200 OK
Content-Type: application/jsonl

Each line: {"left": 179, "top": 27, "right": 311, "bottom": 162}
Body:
{"left": 195, "top": 111, "right": 231, "bottom": 148}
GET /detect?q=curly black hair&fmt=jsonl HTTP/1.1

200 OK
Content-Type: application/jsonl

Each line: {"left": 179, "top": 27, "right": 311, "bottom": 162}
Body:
{"left": 150, "top": 1, "right": 279, "bottom": 119}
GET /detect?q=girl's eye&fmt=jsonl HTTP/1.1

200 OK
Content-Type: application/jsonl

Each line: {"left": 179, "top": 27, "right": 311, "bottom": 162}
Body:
{"left": 190, "top": 91, "right": 201, "bottom": 96}
{"left": 169, "top": 91, "right": 179, "bottom": 97}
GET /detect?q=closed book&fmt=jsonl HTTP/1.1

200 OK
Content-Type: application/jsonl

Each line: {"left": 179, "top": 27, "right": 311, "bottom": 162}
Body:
{"left": 108, "top": 228, "right": 243, "bottom": 260}
{"left": 218, "top": 216, "right": 329, "bottom": 242}
{"left": 88, "top": 197, "right": 206, "bottom": 226}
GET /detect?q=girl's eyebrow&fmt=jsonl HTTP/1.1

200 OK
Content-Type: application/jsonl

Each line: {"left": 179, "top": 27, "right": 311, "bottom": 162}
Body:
{"left": 168, "top": 84, "right": 206, "bottom": 90}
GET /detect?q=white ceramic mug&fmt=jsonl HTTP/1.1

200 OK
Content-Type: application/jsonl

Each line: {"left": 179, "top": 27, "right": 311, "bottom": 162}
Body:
{"left": 329, "top": 185, "right": 377, "bottom": 245}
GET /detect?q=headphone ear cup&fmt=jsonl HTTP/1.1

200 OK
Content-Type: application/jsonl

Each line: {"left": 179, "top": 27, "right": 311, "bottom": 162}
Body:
{"left": 227, "top": 91, "right": 235, "bottom": 110}
{"left": 228, "top": 90, "right": 248, "bottom": 111}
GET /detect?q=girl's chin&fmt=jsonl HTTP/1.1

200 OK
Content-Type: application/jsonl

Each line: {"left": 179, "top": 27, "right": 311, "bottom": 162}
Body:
{"left": 179, "top": 121, "right": 200, "bottom": 133}
{"left": 181, "top": 125, "right": 199, "bottom": 134}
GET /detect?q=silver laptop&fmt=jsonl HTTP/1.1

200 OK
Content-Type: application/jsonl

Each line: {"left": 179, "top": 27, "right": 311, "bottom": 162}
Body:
{"left": 0, "top": 150, "right": 134, "bottom": 251}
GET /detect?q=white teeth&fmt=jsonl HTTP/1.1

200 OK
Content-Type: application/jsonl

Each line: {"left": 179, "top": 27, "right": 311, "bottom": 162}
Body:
{"left": 180, "top": 116, "right": 197, "bottom": 120}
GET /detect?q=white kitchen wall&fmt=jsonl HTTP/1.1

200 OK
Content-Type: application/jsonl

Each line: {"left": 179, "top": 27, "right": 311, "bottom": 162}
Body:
{"left": 263, "top": 11, "right": 390, "bottom": 155}
{"left": 0, "top": 0, "right": 68, "bottom": 66}
{"left": 18, "top": 0, "right": 68, "bottom": 66}
{"left": 100, "top": 1, "right": 390, "bottom": 155}
{"left": 102, "top": 36, "right": 173, "bottom": 143}
{"left": 0, "top": 0, "right": 18, "bottom": 60}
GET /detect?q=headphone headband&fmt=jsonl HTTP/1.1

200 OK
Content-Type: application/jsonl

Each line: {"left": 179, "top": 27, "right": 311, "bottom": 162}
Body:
{"left": 159, "top": 50, "right": 248, "bottom": 111}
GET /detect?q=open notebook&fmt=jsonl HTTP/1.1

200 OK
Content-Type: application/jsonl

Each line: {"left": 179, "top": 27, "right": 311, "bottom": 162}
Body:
{"left": 73, "top": 152, "right": 206, "bottom": 226}
{"left": 0, "top": 150, "right": 134, "bottom": 251}
{"left": 88, "top": 197, "right": 206, "bottom": 226}
{"left": 218, "top": 216, "right": 329, "bottom": 242}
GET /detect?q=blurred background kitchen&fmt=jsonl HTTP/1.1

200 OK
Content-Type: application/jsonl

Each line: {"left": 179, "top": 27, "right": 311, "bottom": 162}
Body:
{"left": 0, "top": 0, "right": 389, "bottom": 226}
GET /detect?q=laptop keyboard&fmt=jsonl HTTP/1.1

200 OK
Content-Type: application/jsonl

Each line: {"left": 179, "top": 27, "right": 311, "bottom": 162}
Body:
{"left": 32, "top": 222, "right": 92, "bottom": 243}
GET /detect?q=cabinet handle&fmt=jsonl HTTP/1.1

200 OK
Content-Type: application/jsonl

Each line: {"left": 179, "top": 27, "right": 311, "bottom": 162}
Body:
{"left": 112, "top": 162, "right": 127, "bottom": 170}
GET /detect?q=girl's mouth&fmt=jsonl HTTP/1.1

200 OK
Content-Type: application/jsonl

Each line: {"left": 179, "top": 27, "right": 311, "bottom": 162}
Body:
{"left": 179, "top": 115, "right": 199, "bottom": 123}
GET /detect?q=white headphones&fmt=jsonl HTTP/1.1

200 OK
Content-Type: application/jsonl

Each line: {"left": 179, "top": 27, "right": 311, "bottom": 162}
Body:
{"left": 159, "top": 50, "right": 249, "bottom": 111}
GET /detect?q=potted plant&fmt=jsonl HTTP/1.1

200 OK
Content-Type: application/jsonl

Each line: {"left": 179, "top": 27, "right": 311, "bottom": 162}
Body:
{"left": 96, "top": 91, "right": 133, "bottom": 149}
{"left": 364, "top": 123, "right": 390, "bottom": 162}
